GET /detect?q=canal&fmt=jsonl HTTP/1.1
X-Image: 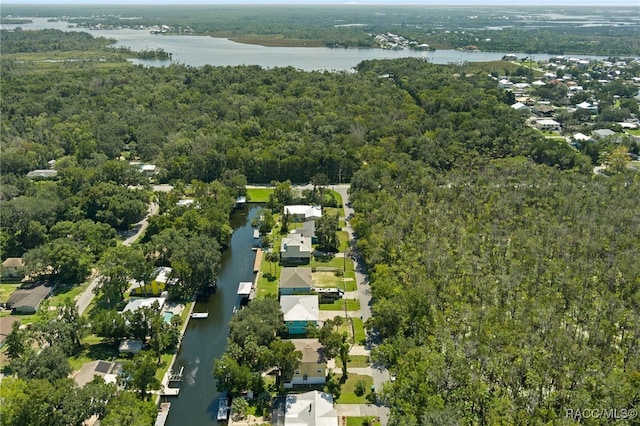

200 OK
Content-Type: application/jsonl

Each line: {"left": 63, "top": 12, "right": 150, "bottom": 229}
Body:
{"left": 165, "top": 204, "right": 259, "bottom": 425}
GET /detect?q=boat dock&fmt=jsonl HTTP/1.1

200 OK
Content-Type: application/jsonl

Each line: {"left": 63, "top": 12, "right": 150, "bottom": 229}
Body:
{"left": 253, "top": 248, "right": 262, "bottom": 272}
{"left": 154, "top": 402, "right": 171, "bottom": 426}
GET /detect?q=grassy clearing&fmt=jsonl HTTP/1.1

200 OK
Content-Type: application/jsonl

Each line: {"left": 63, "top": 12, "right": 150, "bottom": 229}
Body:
{"left": 319, "top": 299, "right": 360, "bottom": 311}
{"left": 69, "top": 335, "right": 120, "bottom": 372}
{"left": 334, "top": 374, "right": 373, "bottom": 404}
{"left": 338, "top": 354, "right": 370, "bottom": 368}
{"left": 48, "top": 280, "right": 93, "bottom": 307}
{"left": 246, "top": 187, "right": 273, "bottom": 203}
{"left": 313, "top": 271, "right": 356, "bottom": 292}
{"left": 352, "top": 317, "right": 366, "bottom": 345}
{"left": 338, "top": 230, "right": 351, "bottom": 252}
{"left": 0, "top": 283, "right": 21, "bottom": 303}
{"left": 347, "top": 417, "right": 381, "bottom": 426}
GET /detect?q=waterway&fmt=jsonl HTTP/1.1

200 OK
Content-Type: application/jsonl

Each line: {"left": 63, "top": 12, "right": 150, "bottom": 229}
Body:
{"left": 164, "top": 204, "right": 259, "bottom": 425}
{"left": 1, "top": 17, "right": 615, "bottom": 71}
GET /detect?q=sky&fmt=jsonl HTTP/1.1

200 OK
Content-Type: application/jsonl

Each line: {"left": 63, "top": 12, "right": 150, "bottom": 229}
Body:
{"left": 6, "top": 0, "right": 640, "bottom": 5}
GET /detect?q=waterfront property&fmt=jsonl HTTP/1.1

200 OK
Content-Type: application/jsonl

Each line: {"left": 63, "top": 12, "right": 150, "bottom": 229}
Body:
{"left": 280, "top": 295, "right": 319, "bottom": 335}
{"left": 282, "top": 390, "right": 337, "bottom": 426}
{"left": 284, "top": 205, "right": 322, "bottom": 222}
{"left": 73, "top": 360, "right": 121, "bottom": 387}
{"left": 284, "top": 339, "right": 327, "bottom": 388}
{"left": 131, "top": 266, "right": 176, "bottom": 296}
{"left": 280, "top": 235, "right": 313, "bottom": 264}
{"left": 279, "top": 267, "right": 313, "bottom": 296}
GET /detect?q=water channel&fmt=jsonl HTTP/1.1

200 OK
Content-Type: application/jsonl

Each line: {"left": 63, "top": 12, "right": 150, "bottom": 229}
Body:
{"left": 165, "top": 204, "right": 259, "bottom": 425}
{"left": 1, "top": 18, "right": 614, "bottom": 71}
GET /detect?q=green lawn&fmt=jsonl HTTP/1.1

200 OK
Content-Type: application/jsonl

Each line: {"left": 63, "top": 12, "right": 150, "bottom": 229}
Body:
{"left": 338, "top": 355, "right": 370, "bottom": 368}
{"left": 319, "top": 299, "right": 360, "bottom": 311}
{"left": 352, "top": 317, "right": 366, "bottom": 345}
{"left": 626, "top": 129, "right": 640, "bottom": 136}
{"left": 347, "top": 417, "right": 381, "bottom": 426}
{"left": 246, "top": 188, "right": 273, "bottom": 203}
{"left": 0, "top": 283, "right": 21, "bottom": 303}
{"left": 334, "top": 374, "right": 373, "bottom": 404}
{"left": 337, "top": 230, "right": 351, "bottom": 252}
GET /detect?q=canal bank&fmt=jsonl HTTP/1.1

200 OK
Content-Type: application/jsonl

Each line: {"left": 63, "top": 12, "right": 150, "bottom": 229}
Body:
{"left": 164, "top": 204, "right": 260, "bottom": 425}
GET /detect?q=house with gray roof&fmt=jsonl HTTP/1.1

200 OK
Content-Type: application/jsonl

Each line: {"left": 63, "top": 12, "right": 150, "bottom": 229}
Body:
{"left": 6, "top": 284, "right": 53, "bottom": 314}
{"left": 279, "top": 267, "right": 314, "bottom": 296}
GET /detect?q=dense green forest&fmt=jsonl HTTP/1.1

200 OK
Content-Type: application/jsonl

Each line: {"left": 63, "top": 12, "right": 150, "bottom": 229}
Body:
{"left": 1, "top": 30, "right": 639, "bottom": 424}
{"left": 2, "top": 5, "right": 639, "bottom": 54}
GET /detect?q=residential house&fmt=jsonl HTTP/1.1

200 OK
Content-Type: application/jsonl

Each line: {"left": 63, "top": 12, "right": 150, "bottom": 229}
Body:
{"left": 280, "top": 295, "right": 319, "bottom": 335}
{"left": 533, "top": 105, "right": 555, "bottom": 117}
{"left": 279, "top": 267, "right": 314, "bottom": 296}
{"left": 510, "top": 102, "right": 530, "bottom": 112}
{"left": 6, "top": 284, "right": 53, "bottom": 314}
{"left": 26, "top": 169, "right": 57, "bottom": 179}
{"left": 130, "top": 266, "right": 175, "bottom": 296}
{"left": 284, "top": 339, "right": 327, "bottom": 388}
{"left": 284, "top": 205, "right": 322, "bottom": 222}
{"left": 534, "top": 119, "right": 561, "bottom": 131}
{"left": 74, "top": 360, "right": 122, "bottom": 387}
{"left": 2, "top": 258, "right": 25, "bottom": 279}
{"left": 118, "top": 339, "right": 143, "bottom": 354}
{"left": 141, "top": 164, "right": 157, "bottom": 177}
{"left": 122, "top": 297, "right": 166, "bottom": 314}
{"left": 498, "top": 79, "right": 513, "bottom": 90}
{"left": 592, "top": 129, "right": 616, "bottom": 140}
{"left": 282, "top": 391, "right": 338, "bottom": 426}
{"left": 291, "top": 220, "right": 317, "bottom": 244}
{"left": 280, "top": 235, "right": 313, "bottom": 265}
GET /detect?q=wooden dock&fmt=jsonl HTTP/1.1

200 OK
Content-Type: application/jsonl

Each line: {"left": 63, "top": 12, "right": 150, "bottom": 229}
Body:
{"left": 154, "top": 402, "right": 171, "bottom": 426}
{"left": 253, "top": 248, "right": 262, "bottom": 273}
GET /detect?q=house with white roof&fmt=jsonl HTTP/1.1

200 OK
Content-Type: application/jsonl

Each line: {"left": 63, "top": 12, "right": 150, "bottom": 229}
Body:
{"left": 534, "top": 119, "right": 561, "bottom": 132}
{"left": 284, "top": 205, "right": 322, "bottom": 222}
{"left": 283, "top": 391, "right": 337, "bottom": 426}
{"left": 122, "top": 297, "right": 166, "bottom": 314}
{"left": 280, "top": 295, "right": 319, "bottom": 335}
{"left": 281, "top": 235, "right": 313, "bottom": 265}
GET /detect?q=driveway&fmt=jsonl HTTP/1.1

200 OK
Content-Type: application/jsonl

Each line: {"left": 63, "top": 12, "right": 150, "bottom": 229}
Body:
{"left": 76, "top": 201, "right": 159, "bottom": 315}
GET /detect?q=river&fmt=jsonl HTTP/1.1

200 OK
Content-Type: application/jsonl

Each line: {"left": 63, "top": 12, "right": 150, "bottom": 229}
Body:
{"left": 164, "top": 204, "right": 258, "bottom": 425}
{"left": 1, "top": 17, "right": 613, "bottom": 71}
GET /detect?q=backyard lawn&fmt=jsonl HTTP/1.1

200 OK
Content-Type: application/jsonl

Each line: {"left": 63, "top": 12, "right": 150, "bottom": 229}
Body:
{"left": 333, "top": 374, "right": 373, "bottom": 404}
{"left": 319, "top": 299, "right": 360, "bottom": 311}
{"left": 347, "top": 417, "right": 381, "bottom": 426}
{"left": 246, "top": 187, "right": 273, "bottom": 203}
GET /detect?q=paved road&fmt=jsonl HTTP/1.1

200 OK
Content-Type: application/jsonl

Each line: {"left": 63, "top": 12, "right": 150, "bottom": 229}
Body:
{"left": 329, "top": 184, "right": 390, "bottom": 425}
{"left": 76, "top": 201, "right": 159, "bottom": 315}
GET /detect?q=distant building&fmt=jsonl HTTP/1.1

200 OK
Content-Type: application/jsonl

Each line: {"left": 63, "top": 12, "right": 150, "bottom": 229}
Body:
{"left": 26, "top": 169, "right": 57, "bottom": 179}
{"left": 2, "top": 258, "right": 25, "bottom": 279}
{"left": 122, "top": 297, "right": 166, "bottom": 314}
{"left": 534, "top": 119, "right": 561, "bottom": 132}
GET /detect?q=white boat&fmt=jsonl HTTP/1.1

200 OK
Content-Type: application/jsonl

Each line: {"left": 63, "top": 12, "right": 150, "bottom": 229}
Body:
{"left": 217, "top": 394, "right": 229, "bottom": 421}
{"left": 190, "top": 312, "right": 209, "bottom": 319}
